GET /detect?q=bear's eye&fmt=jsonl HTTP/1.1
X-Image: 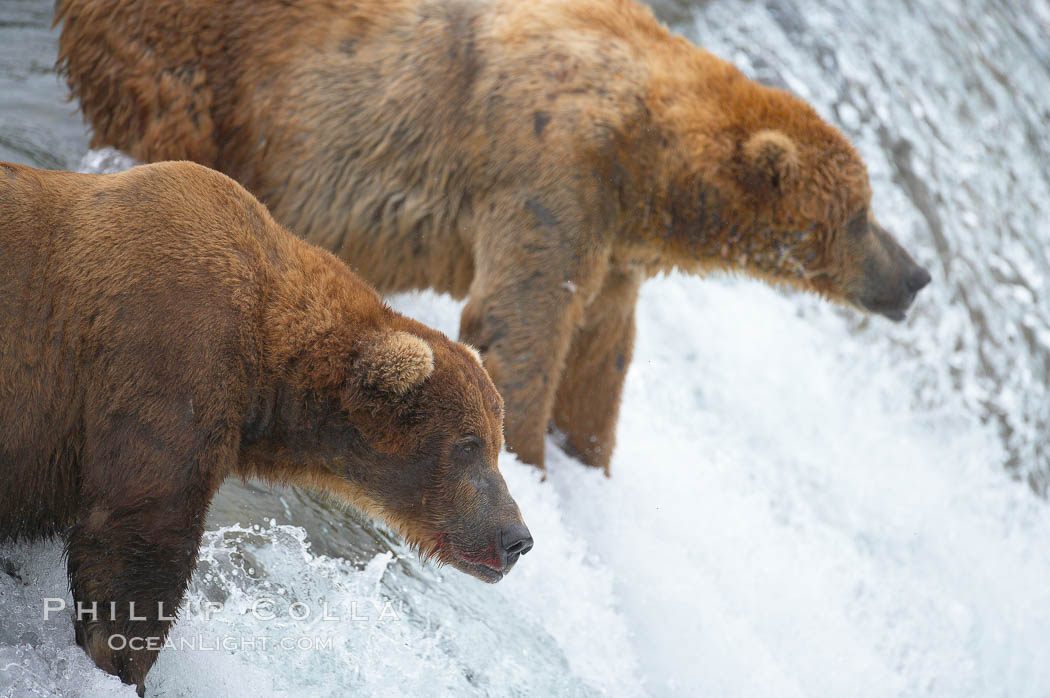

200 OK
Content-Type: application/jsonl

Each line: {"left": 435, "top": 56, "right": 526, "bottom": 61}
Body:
{"left": 847, "top": 214, "right": 868, "bottom": 239}
{"left": 454, "top": 437, "right": 482, "bottom": 459}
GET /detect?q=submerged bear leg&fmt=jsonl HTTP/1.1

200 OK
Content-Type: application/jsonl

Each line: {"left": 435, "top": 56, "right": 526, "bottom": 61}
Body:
{"left": 66, "top": 486, "right": 212, "bottom": 696}
{"left": 553, "top": 268, "right": 641, "bottom": 473}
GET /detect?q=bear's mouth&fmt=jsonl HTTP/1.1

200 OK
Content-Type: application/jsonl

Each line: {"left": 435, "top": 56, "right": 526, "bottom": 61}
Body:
{"left": 872, "top": 305, "right": 907, "bottom": 322}
{"left": 426, "top": 533, "right": 507, "bottom": 583}
{"left": 857, "top": 294, "right": 914, "bottom": 322}
{"left": 438, "top": 538, "right": 507, "bottom": 583}
{"left": 452, "top": 558, "right": 505, "bottom": 583}
{"left": 449, "top": 544, "right": 506, "bottom": 584}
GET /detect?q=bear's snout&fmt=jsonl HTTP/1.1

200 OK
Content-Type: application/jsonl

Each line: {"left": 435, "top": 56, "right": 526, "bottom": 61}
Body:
{"left": 438, "top": 464, "right": 534, "bottom": 583}
{"left": 853, "top": 224, "right": 932, "bottom": 322}
{"left": 906, "top": 267, "right": 932, "bottom": 294}
{"left": 865, "top": 261, "right": 931, "bottom": 322}
{"left": 497, "top": 522, "right": 534, "bottom": 572}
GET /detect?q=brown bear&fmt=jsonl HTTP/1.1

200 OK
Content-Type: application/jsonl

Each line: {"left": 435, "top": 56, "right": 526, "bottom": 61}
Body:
{"left": 55, "top": 0, "right": 931, "bottom": 472}
{"left": 0, "top": 160, "right": 532, "bottom": 696}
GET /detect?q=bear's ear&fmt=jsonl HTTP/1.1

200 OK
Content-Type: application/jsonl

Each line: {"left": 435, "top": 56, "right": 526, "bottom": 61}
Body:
{"left": 741, "top": 129, "right": 799, "bottom": 191}
{"left": 358, "top": 331, "right": 435, "bottom": 395}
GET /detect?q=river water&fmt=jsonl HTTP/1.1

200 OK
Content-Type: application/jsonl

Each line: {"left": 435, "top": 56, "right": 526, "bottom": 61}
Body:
{"left": 1, "top": 1, "right": 1049, "bottom": 696}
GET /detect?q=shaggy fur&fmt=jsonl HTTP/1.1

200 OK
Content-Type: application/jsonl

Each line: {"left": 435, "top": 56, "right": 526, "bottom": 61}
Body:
{"left": 55, "top": 0, "right": 931, "bottom": 471}
{"left": 0, "top": 161, "right": 530, "bottom": 694}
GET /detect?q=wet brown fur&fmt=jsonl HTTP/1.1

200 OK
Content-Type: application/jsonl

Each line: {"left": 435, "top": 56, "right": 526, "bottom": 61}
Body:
{"left": 55, "top": 0, "right": 929, "bottom": 472}
{"left": 0, "top": 160, "right": 523, "bottom": 694}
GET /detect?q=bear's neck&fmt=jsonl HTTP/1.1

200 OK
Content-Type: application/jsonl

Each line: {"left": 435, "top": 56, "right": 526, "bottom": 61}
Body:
{"left": 238, "top": 250, "right": 380, "bottom": 460}
{"left": 612, "top": 144, "right": 769, "bottom": 278}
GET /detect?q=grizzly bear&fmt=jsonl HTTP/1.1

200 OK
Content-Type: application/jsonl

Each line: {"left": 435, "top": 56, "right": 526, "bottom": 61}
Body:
{"left": 0, "top": 161, "right": 533, "bottom": 696}
{"left": 55, "top": 0, "right": 931, "bottom": 472}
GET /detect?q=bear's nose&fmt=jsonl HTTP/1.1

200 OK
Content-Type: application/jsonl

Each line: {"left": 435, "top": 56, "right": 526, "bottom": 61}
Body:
{"left": 498, "top": 523, "right": 534, "bottom": 569}
{"left": 906, "top": 267, "right": 932, "bottom": 293}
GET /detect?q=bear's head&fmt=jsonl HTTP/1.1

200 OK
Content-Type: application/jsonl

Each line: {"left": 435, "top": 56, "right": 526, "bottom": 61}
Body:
{"left": 345, "top": 327, "right": 532, "bottom": 582}
{"left": 657, "top": 77, "right": 932, "bottom": 321}
{"left": 267, "top": 318, "right": 532, "bottom": 583}
{"left": 726, "top": 123, "right": 931, "bottom": 321}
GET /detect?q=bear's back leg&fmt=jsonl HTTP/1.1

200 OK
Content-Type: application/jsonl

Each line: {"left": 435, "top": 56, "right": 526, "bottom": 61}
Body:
{"left": 458, "top": 189, "right": 611, "bottom": 468}
{"left": 552, "top": 267, "right": 642, "bottom": 473}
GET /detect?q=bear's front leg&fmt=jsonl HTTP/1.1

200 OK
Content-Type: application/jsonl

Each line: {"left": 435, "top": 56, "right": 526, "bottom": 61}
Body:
{"left": 553, "top": 267, "right": 641, "bottom": 473}
{"left": 66, "top": 493, "right": 209, "bottom": 696}
{"left": 459, "top": 199, "right": 608, "bottom": 469}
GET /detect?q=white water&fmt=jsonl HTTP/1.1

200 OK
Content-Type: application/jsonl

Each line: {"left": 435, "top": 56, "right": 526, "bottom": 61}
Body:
{"left": 3, "top": 0, "right": 1050, "bottom": 696}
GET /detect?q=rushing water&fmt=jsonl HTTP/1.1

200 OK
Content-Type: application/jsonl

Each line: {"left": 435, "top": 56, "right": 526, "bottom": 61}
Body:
{"left": 1, "top": 1, "right": 1049, "bottom": 696}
